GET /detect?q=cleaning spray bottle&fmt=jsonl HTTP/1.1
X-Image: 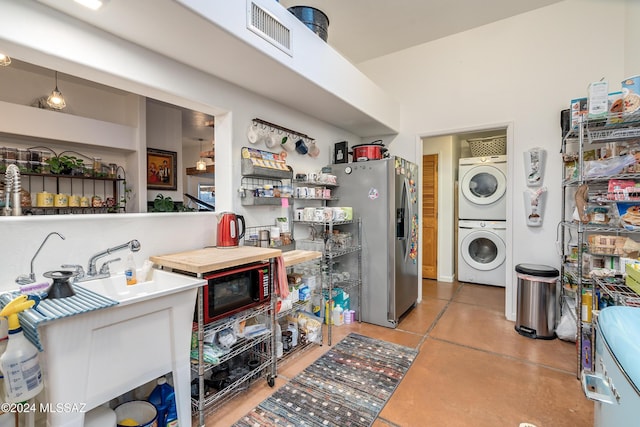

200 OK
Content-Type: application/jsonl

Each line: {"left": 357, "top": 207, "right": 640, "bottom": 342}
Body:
{"left": 125, "top": 251, "right": 137, "bottom": 286}
{"left": 0, "top": 295, "right": 44, "bottom": 403}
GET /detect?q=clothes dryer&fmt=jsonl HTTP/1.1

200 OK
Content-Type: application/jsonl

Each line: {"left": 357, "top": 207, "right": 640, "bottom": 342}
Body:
{"left": 458, "top": 155, "right": 507, "bottom": 220}
{"left": 458, "top": 220, "right": 506, "bottom": 287}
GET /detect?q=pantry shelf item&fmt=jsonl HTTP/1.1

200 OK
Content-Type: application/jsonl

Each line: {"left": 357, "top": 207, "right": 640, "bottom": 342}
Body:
{"left": 240, "top": 146, "right": 293, "bottom": 179}
{"left": 276, "top": 252, "right": 324, "bottom": 365}
{"left": 560, "top": 111, "right": 640, "bottom": 381}
{"left": 239, "top": 148, "right": 293, "bottom": 206}
{"left": 294, "top": 218, "right": 362, "bottom": 345}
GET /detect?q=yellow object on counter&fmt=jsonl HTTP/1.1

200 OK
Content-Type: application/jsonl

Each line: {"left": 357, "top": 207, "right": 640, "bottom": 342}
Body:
{"left": 80, "top": 196, "right": 90, "bottom": 207}
{"left": 68, "top": 194, "right": 81, "bottom": 207}
{"left": 36, "top": 192, "right": 53, "bottom": 207}
{"left": 54, "top": 194, "right": 68, "bottom": 207}
{"left": 118, "top": 418, "right": 139, "bottom": 426}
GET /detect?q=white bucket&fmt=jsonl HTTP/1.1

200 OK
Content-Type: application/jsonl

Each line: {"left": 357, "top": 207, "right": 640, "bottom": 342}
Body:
{"left": 115, "top": 401, "right": 158, "bottom": 427}
{"left": 84, "top": 405, "right": 117, "bottom": 427}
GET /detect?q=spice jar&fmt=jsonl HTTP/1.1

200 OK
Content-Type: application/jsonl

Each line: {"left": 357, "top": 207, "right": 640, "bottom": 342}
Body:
{"left": 92, "top": 158, "right": 102, "bottom": 176}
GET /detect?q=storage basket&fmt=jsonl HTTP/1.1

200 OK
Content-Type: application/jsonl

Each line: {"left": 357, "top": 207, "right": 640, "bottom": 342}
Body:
{"left": 467, "top": 135, "right": 506, "bottom": 157}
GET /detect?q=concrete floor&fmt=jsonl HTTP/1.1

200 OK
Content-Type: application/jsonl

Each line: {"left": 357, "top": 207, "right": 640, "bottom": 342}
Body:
{"left": 201, "top": 280, "right": 594, "bottom": 426}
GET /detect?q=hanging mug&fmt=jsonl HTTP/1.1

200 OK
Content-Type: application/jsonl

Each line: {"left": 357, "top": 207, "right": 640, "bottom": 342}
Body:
{"left": 247, "top": 122, "right": 259, "bottom": 144}
{"left": 295, "top": 139, "right": 308, "bottom": 155}
{"left": 308, "top": 141, "right": 320, "bottom": 158}
{"left": 281, "top": 135, "right": 295, "bottom": 152}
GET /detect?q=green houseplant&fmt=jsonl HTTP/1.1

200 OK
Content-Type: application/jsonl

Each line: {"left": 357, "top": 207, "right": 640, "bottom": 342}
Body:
{"left": 46, "top": 155, "right": 84, "bottom": 175}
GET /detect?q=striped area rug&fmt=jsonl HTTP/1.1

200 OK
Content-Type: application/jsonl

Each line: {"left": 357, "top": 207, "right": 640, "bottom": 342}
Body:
{"left": 233, "top": 333, "right": 418, "bottom": 427}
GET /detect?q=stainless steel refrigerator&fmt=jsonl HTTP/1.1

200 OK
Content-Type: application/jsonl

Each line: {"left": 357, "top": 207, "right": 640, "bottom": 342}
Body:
{"left": 327, "top": 157, "right": 419, "bottom": 328}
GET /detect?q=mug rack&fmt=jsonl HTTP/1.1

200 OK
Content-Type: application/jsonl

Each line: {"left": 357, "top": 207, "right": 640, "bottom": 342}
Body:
{"left": 252, "top": 118, "right": 315, "bottom": 143}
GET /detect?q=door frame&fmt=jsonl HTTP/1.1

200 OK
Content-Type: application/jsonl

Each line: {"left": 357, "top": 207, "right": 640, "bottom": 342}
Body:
{"left": 415, "top": 122, "right": 515, "bottom": 320}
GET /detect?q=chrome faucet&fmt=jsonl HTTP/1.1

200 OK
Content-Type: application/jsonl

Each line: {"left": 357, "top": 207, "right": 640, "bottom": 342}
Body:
{"left": 3, "top": 164, "right": 22, "bottom": 216}
{"left": 15, "top": 232, "right": 66, "bottom": 285}
{"left": 73, "top": 239, "right": 141, "bottom": 282}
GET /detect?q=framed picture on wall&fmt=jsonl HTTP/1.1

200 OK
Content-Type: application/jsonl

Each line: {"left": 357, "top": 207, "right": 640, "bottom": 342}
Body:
{"left": 334, "top": 141, "right": 348, "bottom": 164}
{"left": 147, "top": 148, "right": 177, "bottom": 190}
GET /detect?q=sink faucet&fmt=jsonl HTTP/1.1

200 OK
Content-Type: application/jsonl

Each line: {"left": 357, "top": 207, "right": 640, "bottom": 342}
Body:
{"left": 74, "top": 239, "right": 141, "bottom": 282}
{"left": 15, "top": 232, "right": 66, "bottom": 285}
{"left": 3, "top": 164, "right": 22, "bottom": 216}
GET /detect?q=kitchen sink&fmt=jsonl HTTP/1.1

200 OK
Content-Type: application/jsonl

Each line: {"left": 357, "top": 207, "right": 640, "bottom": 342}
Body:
{"left": 37, "top": 268, "right": 204, "bottom": 426}
{"left": 77, "top": 268, "right": 202, "bottom": 306}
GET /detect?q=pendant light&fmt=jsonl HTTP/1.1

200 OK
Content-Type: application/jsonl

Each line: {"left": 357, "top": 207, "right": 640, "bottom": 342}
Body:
{"left": 0, "top": 53, "right": 11, "bottom": 67}
{"left": 196, "top": 139, "right": 207, "bottom": 171}
{"left": 47, "top": 71, "right": 66, "bottom": 110}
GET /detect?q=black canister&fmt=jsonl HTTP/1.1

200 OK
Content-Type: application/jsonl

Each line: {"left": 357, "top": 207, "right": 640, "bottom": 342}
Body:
{"left": 43, "top": 270, "right": 77, "bottom": 299}
{"left": 282, "top": 330, "right": 292, "bottom": 351}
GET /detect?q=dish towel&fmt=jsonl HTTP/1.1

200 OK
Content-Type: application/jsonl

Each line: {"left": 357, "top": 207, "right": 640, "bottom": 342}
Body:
{"left": 275, "top": 256, "right": 289, "bottom": 299}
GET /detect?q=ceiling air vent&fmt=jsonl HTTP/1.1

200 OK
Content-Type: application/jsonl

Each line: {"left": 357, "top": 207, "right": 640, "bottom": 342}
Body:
{"left": 247, "top": 1, "right": 292, "bottom": 56}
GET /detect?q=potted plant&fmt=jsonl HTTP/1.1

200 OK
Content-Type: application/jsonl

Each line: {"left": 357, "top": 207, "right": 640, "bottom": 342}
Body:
{"left": 149, "top": 194, "right": 195, "bottom": 212}
{"left": 46, "top": 155, "right": 84, "bottom": 175}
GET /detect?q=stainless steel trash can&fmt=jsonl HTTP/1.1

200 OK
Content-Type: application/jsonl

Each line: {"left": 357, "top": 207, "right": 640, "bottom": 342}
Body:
{"left": 515, "top": 263, "right": 559, "bottom": 339}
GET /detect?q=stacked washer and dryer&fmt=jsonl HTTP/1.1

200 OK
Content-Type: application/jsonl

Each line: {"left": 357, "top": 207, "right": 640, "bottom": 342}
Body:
{"left": 458, "top": 155, "right": 507, "bottom": 287}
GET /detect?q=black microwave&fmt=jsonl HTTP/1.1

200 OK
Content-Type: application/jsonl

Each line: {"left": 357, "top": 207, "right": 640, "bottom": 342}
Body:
{"left": 202, "top": 261, "right": 270, "bottom": 324}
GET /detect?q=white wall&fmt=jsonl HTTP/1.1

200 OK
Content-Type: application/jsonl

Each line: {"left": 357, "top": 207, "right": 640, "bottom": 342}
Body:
{"left": 625, "top": 0, "right": 640, "bottom": 75}
{"left": 358, "top": 0, "right": 629, "bottom": 320}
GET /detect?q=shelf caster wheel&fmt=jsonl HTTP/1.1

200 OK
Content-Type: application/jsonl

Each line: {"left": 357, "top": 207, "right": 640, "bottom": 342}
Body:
{"left": 267, "top": 376, "right": 275, "bottom": 387}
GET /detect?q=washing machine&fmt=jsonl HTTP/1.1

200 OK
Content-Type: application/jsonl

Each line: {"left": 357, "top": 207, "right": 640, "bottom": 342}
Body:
{"left": 458, "top": 220, "right": 506, "bottom": 287}
{"left": 458, "top": 155, "right": 507, "bottom": 220}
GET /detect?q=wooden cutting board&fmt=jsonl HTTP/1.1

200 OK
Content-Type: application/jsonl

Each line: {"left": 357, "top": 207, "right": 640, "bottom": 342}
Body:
{"left": 150, "top": 246, "right": 282, "bottom": 274}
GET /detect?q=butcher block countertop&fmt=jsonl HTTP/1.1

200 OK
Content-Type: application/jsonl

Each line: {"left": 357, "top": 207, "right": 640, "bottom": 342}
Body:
{"left": 282, "top": 249, "right": 322, "bottom": 267}
{"left": 150, "top": 247, "right": 322, "bottom": 274}
{"left": 150, "top": 246, "right": 282, "bottom": 274}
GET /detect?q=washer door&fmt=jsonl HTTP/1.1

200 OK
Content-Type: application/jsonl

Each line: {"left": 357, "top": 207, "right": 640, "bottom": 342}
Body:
{"left": 461, "top": 165, "right": 506, "bottom": 206}
{"left": 460, "top": 230, "right": 506, "bottom": 271}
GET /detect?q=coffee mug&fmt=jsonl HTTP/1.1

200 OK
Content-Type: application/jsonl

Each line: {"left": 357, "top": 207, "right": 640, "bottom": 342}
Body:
{"left": 303, "top": 207, "right": 315, "bottom": 222}
{"left": 295, "top": 139, "right": 308, "bottom": 154}
{"left": 247, "top": 123, "right": 259, "bottom": 144}
{"left": 308, "top": 141, "right": 320, "bottom": 157}
{"left": 281, "top": 136, "right": 295, "bottom": 152}
{"left": 313, "top": 208, "right": 324, "bottom": 222}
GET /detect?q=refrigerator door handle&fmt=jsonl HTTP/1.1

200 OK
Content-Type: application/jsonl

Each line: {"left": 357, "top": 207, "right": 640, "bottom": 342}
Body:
{"left": 397, "top": 178, "right": 410, "bottom": 259}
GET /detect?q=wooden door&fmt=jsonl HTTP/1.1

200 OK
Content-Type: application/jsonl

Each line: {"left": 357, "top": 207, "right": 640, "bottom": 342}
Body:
{"left": 422, "top": 154, "right": 438, "bottom": 279}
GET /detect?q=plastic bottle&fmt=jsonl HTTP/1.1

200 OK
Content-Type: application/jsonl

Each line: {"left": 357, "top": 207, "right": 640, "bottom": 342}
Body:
{"left": 287, "top": 324, "right": 298, "bottom": 347}
{"left": 125, "top": 252, "right": 137, "bottom": 286}
{"left": 332, "top": 304, "right": 344, "bottom": 326}
{"left": 0, "top": 296, "right": 44, "bottom": 402}
{"left": 148, "top": 377, "right": 173, "bottom": 425}
{"left": 164, "top": 391, "right": 178, "bottom": 426}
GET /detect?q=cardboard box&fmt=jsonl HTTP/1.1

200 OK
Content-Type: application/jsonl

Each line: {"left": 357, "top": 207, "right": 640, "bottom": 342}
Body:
{"left": 588, "top": 81, "right": 609, "bottom": 119}
{"left": 571, "top": 97, "right": 588, "bottom": 129}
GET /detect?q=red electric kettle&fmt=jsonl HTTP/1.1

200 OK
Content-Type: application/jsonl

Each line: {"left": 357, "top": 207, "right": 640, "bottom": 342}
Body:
{"left": 216, "top": 212, "right": 246, "bottom": 248}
